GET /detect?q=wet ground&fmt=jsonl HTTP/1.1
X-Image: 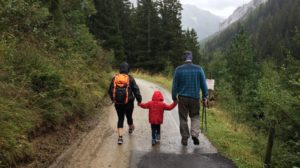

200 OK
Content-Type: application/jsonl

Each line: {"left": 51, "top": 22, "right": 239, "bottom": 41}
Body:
{"left": 49, "top": 79, "right": 236, "bottom": 168}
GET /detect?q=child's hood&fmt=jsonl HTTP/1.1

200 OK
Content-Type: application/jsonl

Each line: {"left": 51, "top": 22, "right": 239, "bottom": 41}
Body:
{"left": 152, "top": 91, "right": 164, "bottom": 101}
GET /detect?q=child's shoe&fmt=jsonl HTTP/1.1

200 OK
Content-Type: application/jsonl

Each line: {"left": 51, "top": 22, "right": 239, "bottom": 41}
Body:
{"left": 152, "top": 139, "right": 156, "bottom": 145}
{"left": 156, "top": 134, "right": 160, "bottom": 142}
{"left": 118, "top": 136, "right": 123, "bottom": 145}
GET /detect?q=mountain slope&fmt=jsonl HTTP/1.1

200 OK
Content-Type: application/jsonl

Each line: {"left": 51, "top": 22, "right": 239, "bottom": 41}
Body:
{"left": 204, "top": 0, "right": 300, "bottom": 167}
{"left": 205, "top": 0, "right": 300, "bottom": 62}
{"left": 182, "top": 4, "right": 223, "bottom": 40}
{"left": 220, "top": 0, "right": 268, "bottom": 30}
{"left": 0, "top": 1, "right": 111, "bottom": 167}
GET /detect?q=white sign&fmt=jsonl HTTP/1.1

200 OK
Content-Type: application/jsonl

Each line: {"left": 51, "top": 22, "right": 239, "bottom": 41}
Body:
{"left": 206, "top": 79, "right": 215, "bottom": 90}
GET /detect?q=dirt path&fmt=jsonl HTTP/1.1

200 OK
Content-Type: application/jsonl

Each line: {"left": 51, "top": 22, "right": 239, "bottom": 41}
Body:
{"left": 49, "top": 79, "right": 235, "bottom": 168}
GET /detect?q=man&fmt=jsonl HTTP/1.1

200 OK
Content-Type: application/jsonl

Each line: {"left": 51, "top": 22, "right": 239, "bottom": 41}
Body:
{"left": 108, "top": 62, "right": 142, "bottom": 145}
{"left": 172, "top": 51, "right": 208, "bottom": 146}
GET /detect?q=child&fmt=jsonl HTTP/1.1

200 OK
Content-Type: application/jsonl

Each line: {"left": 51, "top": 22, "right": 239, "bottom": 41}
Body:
{"left": 138, "top": 90, "right": 177, "bottom": 145}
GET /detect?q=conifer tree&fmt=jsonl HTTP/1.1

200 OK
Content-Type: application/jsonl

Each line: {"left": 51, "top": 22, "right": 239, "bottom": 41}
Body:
{"left": 226, "top": 28, "right": 256, "bottom": 101}
{"left": 134, "top": 0, "right": 163, "bottom": 71}
{"left": 183, "top": 28, "right": 201, "bottom": 64}
{"left": 120, "top": 0, "right": 136, "bottom": 63}
{"left": 89, "top": 0, "right": 125, "bottom": 63}
{"left": 158, "top": 0, "right": 184, "bottom": 68}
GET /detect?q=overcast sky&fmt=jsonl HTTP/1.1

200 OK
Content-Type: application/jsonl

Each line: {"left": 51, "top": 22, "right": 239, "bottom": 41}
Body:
{"left": 180, "top": 0, "right": 252, "bottom": 18}
{"left": 130, "top": 0, "right": 252, "bottom": 19}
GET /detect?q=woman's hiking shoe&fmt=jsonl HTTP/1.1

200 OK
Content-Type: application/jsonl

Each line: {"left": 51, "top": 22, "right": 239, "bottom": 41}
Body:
{"left": 129, "top": 125, "right": 135, "bottom": 134}
{"left": 152, "top": 139, "right": 156, "bottom": 146}
{"left": 118, "top": 136, "right": 123, "bottom": 145}
{"left": 192, "top": 137, "right": 200, "bottom": 145}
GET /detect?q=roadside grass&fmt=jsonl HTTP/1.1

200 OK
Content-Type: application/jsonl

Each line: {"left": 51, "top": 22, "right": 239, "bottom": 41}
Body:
{"left": 133, "top": 71, "right": 265, "bottom": 168}
{"left": 205, "top": 108, "right": 265, "bottom": 168}
{"left": 0, "top": 97, "right": 39, "bottom": 166}
{"left": 133, "top": 70, "right": 172, "bottom": 90}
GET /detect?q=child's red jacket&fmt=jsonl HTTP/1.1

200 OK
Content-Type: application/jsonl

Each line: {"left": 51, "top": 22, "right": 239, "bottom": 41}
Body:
{"left": 139, "top": 91, "right": 177, "bottom": 125}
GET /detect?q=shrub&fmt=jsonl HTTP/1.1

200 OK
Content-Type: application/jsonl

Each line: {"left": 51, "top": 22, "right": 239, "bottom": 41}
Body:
{"left": 31, "top": 72, "right": 62, "bottom": 93}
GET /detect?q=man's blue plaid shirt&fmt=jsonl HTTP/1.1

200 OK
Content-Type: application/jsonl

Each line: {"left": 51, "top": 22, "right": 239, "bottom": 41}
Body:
{"left": 172, "top": 63, "right": 208, "bottom": 101}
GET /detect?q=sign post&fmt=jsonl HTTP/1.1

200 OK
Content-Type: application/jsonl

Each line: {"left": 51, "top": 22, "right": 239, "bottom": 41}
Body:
{"left": 206, "top": 79, "right": 215, "bottom": 90}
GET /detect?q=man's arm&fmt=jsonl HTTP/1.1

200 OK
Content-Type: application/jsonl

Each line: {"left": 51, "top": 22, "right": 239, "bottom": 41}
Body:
{"left": 199, "top": 68, "right": 208, "bottom": 100}
{"left": 172, "top": 70, "right": 178, "bottom": 101}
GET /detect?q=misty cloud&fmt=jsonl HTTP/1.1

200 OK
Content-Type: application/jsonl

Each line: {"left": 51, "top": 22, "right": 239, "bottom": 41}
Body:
{"left": 180, "top": 0, "right": 252, "bottom": 18}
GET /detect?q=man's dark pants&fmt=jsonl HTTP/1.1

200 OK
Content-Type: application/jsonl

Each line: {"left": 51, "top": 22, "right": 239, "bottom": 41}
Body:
{"left": 178, "top": 96, "right": 200, "bottom": 140}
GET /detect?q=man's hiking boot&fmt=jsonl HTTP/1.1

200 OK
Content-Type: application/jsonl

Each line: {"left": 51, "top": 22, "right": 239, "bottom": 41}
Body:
{"left": 192, "top": 137, "right": 200, "bottom": 145}
{"left": 129, "top": 124, "right": 135, "bottom": 134}
{"left": 118, "top": 136, "right": 123, "bottom": 145}
{"left": 181, "top": 138, "right": 188, "bottom": 146}
{"left": 152, "top": 139, "right": 156, "bottom": 146}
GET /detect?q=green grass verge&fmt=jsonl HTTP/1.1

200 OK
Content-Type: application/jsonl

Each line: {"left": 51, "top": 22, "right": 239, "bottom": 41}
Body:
{"left": 205, "top": 108, "right": 265, "bottom": 168}
{"left": 133, "top": 71, "right": 265, "bottom": 168}
{"left": 133, "top": 70, "right": 172, "bottom": 90}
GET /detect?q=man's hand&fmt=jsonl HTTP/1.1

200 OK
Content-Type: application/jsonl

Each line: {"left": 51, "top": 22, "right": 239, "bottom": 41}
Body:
{"left": 202, "top": 99, "right": 208, "bottom": 107}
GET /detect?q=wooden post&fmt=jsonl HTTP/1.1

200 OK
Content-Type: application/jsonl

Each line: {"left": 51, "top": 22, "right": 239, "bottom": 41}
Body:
{"left": 264, "top": 121, "right": 276, "bottom": 168}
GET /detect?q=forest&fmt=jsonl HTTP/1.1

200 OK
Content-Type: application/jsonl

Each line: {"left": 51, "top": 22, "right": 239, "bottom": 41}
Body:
{"left": 0, "top": 0, "right": 299, "bottom": 167}
{"left": 88, "top": 0, "right": 200, "bottom": 73}
{"left": 204, "top": 0, "right": 300, "bottom": 167}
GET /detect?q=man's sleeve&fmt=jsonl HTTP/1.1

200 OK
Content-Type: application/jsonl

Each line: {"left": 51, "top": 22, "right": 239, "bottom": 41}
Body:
{"left": 172, "top": 70, "right": 178, "bottom": 101}
{"left": 199, "top": 68, "right": 208, "bottom": 100}
{"left": 130, "top": 77, "right": 142, "bottom": 103}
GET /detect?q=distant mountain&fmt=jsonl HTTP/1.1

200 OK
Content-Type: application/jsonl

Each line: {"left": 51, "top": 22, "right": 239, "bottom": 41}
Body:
{"left": 220, "top": 0, "right": 268, "bottom": 30}
{"left": 181, "top": 4, "right": 223, "bottom": 40}
{"left": 205, "top": 0, "right": 300, "bottom": 61}
{"left": 128, "top": 2, "right": 223, "bottom": 40}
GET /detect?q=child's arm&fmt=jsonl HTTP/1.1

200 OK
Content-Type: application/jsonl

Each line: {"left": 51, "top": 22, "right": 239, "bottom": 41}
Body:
{"left": 163, "top": 101, "right": 177, "bottom": 110}
{"left": 138, "top": 101, "right": 151, "bottom": 109}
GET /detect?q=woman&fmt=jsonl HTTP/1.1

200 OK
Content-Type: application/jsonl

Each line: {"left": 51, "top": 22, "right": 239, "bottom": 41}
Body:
{"left": 108, "top": 62, "right": 142, "bottom": 144}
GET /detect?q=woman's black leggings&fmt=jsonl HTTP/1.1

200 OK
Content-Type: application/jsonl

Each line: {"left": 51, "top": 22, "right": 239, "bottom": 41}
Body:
{"left": 115, "top": 101, "right": 134, "bottom": 128}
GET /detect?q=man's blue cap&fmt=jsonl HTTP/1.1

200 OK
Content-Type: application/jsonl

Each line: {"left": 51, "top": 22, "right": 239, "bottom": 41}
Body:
{"left": 183, "top": 51, "right": 193, "bottom": 62}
